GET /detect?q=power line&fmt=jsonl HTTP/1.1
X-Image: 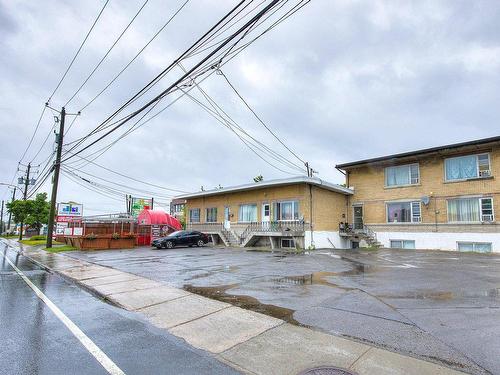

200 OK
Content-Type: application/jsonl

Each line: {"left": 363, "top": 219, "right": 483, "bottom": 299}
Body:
{"left": 177, "top": 80, "right": 305, "bottom": 175}
{"left": 64, "top": 0, "right": 150, "bottom": 107}
{"left": 48, "top": 0, "right": 110, "bottom": 102}
{"left": 61, "top": 170, "right": 125, "bottom": 202}
{"left": 61, "top": 167, "right": 174, "bottom": 199}
{"left": 62, "top": 1, "right": 309, "bottom": 169}
{"left": 217, "top": 68, "right": 306, "bottom": 165}
{"left": 62, "top": 149, "right": 189, "bottom": 193}
{"left": 19, "top": 103, "right": 48, "bottom": 163}
{"left": 79, "top": 0, "right": 191, "bottom": 112}
{"left": 62, "top": 0, "right": 284, "bottom": 163}
{"left": 63, "top": 0, "right": 248, "bottom": 154}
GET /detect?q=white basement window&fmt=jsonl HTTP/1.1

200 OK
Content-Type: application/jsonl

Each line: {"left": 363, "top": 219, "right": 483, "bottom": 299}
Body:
{"left": 390, "top": 240, "right": 416, "bottom": 249}
{"left": 457, "top": 242, "right": 492, "bottom": 253}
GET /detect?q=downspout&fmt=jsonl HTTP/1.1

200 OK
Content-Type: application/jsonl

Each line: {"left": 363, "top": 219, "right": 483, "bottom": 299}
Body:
{"left": 336, "top": 167, "right": 349, "bottom": 224}
{"left": 309, "top": 184, "right": 314, "bottom": 248}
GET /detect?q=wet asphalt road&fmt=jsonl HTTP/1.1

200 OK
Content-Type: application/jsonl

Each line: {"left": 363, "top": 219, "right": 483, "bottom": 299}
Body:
{"left": 68, "top": 246, "right": 500, "bottom": 375}
{"left": 0, "top": 242, "right": 239, "bottom": 375}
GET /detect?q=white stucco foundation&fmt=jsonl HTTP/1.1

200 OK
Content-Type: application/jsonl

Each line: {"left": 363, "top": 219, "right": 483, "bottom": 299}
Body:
{"left": 375, "top": 231, "right": 500, "bottom": 253}
{"left": 304, "top": 231, "right": 348, "bottom": 249}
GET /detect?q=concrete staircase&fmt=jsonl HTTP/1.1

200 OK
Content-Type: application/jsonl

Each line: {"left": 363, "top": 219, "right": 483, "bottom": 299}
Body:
{"left": 220, "top": 228, "right": 240, "bottom": 247}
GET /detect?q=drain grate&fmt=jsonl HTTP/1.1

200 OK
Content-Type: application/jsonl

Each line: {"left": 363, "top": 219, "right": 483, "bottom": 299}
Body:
{"left": 298, "top": 367, "right": 357, "bottom": 375}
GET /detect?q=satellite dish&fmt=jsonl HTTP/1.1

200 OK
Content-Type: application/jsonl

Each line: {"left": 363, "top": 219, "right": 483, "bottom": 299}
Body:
{"left": 421, "top": 196, "right": 430, "bottom": 206}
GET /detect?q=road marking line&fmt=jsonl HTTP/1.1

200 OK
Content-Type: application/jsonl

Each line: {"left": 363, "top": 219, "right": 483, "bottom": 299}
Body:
{"left": 2, "top": 250, "right": 126, "bottom": 375}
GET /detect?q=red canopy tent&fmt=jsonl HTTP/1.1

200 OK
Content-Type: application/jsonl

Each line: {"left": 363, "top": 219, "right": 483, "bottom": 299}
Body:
{"left": 136, "top": 209, "right": 182, "bottom": 246}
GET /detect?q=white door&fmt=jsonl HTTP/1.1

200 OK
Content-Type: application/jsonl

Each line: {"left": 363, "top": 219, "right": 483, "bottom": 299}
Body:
{"left": 262, "top": 203, "right": 270, "bottom": 229}
{"left": 224, "top": 206, "right": 231, "bottom": 229}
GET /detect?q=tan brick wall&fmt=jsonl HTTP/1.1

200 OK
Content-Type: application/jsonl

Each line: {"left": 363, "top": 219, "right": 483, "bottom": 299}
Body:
{"left": 185, "top": 183, "right": 347, "bottom": 231}
{"left": 303, "top": 186, "right": 348, "bottom": 231}
{"left": 346, "top": 145, "right": 500, "bottom": 225}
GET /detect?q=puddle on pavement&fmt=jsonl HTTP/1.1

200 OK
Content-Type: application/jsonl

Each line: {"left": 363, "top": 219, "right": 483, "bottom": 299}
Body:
{"left": 184, "top": 283, "right": 301, "bottom": 325}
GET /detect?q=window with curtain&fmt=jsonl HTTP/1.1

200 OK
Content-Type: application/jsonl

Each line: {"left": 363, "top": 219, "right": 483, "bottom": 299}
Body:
{"left": 206, "top": 207, "right": 217, "bottom": 223}
{"left": 445, "top": 153, "right": 491, "bottom": 181}
{"left": 447, "top": 198, "right": 479, "bottom": 222}
{"left": 189, "top": 208, "right": 200, "bottom": 223}
{"left": 387, "top": 201, "right": 421, "bottom": 223}
{"left": 448, "top": 197, "right": 493, "bottom": 222}
{"left": 238, "top": 204, "right": 257, "bottom": 222}
{"left": 272, "top": 200, "right": 299, "bottom": 221}
{"left": 457, "top": 242, "right": 492, "bottom": 253}
{"left": 385, "top": 164, "right": 419, "bottom": 187}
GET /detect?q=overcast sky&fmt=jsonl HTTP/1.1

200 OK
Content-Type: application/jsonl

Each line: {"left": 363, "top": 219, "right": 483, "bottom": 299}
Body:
{"left": 1, "top": 0, "right": 499, "bottom": 215}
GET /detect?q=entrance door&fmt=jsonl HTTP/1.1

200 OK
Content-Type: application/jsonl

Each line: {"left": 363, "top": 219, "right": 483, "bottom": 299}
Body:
{"left": 353, "top": 205, "right": 363, "bottom": 230}
{"left": 224, "top": 206, "right": 231, "bottom": 229}
{"left": 262, "top": 203, "right": 270, "bottom": 229}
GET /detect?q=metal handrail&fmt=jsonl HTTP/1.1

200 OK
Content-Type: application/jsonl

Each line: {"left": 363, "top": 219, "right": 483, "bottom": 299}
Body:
{"left": 239, "top": 220, "right": 305, "bottom": 244}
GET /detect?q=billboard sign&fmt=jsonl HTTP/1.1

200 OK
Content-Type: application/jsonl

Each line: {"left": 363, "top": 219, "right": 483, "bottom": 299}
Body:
{"left": 57, "top": 203, "right": 83, "bottom": 217}
{"left": 130, "top": 197, "right": 153, "bottom": 218}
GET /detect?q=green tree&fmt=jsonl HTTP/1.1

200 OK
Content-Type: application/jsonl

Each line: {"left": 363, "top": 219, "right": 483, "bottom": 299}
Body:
{"left": 6, "top": 193, "right": 50, "bottom": 232}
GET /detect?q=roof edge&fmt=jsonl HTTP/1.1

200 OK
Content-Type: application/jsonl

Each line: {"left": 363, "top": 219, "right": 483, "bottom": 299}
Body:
{"left": 336, "top": 135, "right": 500, "bottom": 170}
{"left": 175, "top": 176, "right": 353, "bottom": 200}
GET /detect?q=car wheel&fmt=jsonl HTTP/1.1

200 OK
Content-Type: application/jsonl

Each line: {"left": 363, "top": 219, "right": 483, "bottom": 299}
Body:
{"left": 166, "top": 241, "right": 174, "bottom": 249}
{"left": 197, "top": 239, "right": 204, "bottom": 247}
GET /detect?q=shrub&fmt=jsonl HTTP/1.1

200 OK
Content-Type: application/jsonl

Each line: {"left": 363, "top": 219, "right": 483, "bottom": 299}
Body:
{"left": 30, "top": 235, "right": 47, "bottom": 241}
{"left": 111, "top": 232, "right": 120, "bottom": 240}
{"left": 85, "top": 233, "right": 97, "bottom": 240}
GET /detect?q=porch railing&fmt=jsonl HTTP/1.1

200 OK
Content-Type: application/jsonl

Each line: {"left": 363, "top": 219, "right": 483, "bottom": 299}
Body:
{"left": 240, "top": 220, "right": 305, "bottom": 242}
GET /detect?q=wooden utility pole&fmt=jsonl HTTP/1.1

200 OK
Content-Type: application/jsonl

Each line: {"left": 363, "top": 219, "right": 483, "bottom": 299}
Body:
{"left": 7, "top": 187, "right": 16, "bottom": 233}
{"left": 46, "top": 107, "right": 66, "bottom": 248}
{"left": 19, "top": 163, "right": 31, "bottom": 241}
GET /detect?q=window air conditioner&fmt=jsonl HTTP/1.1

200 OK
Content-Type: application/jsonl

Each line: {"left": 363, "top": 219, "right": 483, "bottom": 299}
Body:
{"left": 479, "top": 170, "right": 491, "bottom": 177}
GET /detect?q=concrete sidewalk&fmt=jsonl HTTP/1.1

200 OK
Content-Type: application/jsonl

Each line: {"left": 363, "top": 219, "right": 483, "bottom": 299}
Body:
{"left": 12, "top": 243, "right": 469, "bottom": 375}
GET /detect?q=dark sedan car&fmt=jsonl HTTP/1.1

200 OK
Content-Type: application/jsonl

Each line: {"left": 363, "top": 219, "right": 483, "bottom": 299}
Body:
{"left": 151, "top": 230, "right": 209, "bottom": 249}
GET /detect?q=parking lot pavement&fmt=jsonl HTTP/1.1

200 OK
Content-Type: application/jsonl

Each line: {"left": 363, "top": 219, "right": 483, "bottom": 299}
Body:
{"left": 67, "top": 246, "right": 500, "bottom": 374}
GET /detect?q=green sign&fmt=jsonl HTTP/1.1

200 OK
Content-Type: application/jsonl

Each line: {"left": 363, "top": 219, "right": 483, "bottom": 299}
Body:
{"left": 130, "top": 197, "right": 153, "bottom": 218}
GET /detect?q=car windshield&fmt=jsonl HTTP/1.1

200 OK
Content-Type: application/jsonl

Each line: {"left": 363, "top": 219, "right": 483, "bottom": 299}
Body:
{"left": 167, "top": 230, "right": 185, "bottom": 237}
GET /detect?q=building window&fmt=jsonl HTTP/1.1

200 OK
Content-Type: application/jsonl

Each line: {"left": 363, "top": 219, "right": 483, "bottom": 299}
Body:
{"left": 281, "top": 238, "right": 295, "bottom": 248}
{"left": 447, "top": 197, "right": 494, "bottom": 223}
{"left": 387, "top": 201, "right": 421, "bottom": 223}
{"left": 273, "top": 200, "right": 299, "bottom": 221}
{"left": 385, "top": 164, "right": 420, "bottom": 187}
{"left": 445, "top": 153, "right": 491, "bottom": 181}
{"left": 206, "top": 207, "right": 217, "bottom": 223}
{"left": 238, "top": 204, "right": 257, "bottom": 222}
{"left": 189, "top": 208, "right": 200, "bottom": 223}
{"left": 457, "top": 242, "right": 492, "bottom": 253}
{"left": 390, "top": 240, "right": 416, "bottom": 249}
{"left": 173, "top": 204, "right": 184, "bottom": 212}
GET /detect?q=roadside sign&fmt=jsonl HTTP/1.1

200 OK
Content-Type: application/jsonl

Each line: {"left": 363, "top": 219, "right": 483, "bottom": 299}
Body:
{"left": 57, "top": 203, "right": 83, "bottom": 217}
